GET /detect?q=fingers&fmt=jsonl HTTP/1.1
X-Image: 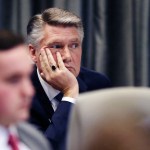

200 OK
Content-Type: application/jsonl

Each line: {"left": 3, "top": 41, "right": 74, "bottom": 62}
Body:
{"left": 40, "top": 47, "right": 57, "bottom": 73}
{"left": 56, "top": 52, "right": 65, "bottom": 69}
{"left": 45, "top": 48, "right": 57, "bottom": 67}
{"left": 40, "top": 49, "right": 50, "bottom": 73}
{"left": 39, "top": 47, "right": 66, "bottom": 75}
{"left": 39, "top": 52, "right": 49, "bottom": 78}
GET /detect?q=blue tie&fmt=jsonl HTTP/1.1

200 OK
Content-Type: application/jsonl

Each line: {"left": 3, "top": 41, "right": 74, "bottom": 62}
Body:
{"left": 54, "top": 92, "right": 63, "bottom": 102}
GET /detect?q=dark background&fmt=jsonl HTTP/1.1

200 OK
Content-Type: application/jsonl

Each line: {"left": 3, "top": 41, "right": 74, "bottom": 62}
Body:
{"left": 0, "top": 0, "right": 150, "bottom": 87}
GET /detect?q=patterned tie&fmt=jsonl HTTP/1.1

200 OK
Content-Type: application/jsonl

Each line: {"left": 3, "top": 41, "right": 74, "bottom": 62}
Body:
{"left": 8, "top": 134, "right": 19, "bottom": 150}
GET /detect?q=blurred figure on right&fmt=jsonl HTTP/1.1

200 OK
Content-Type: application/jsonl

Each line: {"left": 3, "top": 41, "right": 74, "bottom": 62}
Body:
{"left": 67, "top": 87, "right": 150, "bottom": 150}
{"left": 86, "top": 117, "right": 150, "bottom": 150}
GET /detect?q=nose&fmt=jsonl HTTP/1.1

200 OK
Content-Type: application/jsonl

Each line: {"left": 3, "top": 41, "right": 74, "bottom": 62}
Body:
{"left": 61, "top": 46, "right": 72, "bottom": 63}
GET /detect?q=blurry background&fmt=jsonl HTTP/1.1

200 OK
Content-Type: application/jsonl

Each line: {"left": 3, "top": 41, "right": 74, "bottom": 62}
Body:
{"left": 0, "top": 0, "right": 149, "bottom": 87}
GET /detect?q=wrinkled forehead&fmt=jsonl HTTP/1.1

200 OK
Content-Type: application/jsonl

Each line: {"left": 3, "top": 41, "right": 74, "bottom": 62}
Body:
{"left": 41, "top": 25, "right": 82, "bottom": 45}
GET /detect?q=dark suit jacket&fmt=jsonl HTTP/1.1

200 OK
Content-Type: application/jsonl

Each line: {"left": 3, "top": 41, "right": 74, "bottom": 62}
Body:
{"left": 29, "top": 67, "right": 111, "bottom": 150}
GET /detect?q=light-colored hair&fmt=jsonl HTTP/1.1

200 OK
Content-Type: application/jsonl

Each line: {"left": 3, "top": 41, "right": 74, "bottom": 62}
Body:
{"left": 27, "top": 8, "right": 84, "bottom": 48}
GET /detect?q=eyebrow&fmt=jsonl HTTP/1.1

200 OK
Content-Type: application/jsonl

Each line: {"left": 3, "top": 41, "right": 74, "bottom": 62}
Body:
{"left": 46, "top": 41, "right": 62, "bottom": 45}
{"left": 69, "top": 38, "right": 80, "bottom": 42}
{"left": 45, "top": 37, "right": 81, "bottom": 47}
{"left": 46, "top": 42, "right": 63, "bottom": 47}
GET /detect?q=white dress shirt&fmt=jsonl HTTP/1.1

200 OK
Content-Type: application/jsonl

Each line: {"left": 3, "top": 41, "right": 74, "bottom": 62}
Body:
{"left": 37, "top": 69, "right": 76, "bottom": 111}
{"left": 0, "top": 125, "right": 30, "bottom": 150}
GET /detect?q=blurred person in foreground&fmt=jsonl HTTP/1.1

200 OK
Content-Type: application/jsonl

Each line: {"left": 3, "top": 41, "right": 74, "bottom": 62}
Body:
{"left": 85, "top": 119, "right": 150, "bottom": 150}
{"left": 67, "top": 87, "right": 150, "bottom": 150}
{"left": 0, "top": 30, "right": 51, "bottom": 150}
{"left": 27, "top": 7, "right": 111, "bottom": 150}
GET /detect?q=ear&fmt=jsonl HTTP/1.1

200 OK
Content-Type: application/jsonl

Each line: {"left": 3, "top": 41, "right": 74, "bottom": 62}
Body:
{"left": 28, "top": 44, "right": 37, "bottom": 63}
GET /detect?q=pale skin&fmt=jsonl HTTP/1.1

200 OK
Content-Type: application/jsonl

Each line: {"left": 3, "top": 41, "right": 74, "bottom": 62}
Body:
{"left": 0, "top": 45, "right": 34, "bottom": 127}
{"left": 40, "top": 48, "right": 79, "bottom": 98}
{"left": 29, "top": 25, "right": 82, "bottom": 98}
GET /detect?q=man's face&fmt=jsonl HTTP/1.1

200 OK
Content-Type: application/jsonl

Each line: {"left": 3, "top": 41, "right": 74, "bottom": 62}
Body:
{"left": 0, "top": 45, "right": 34, "bottom": 126}
{"left": 34, "top": 25, "right": 82, "bottom": 77}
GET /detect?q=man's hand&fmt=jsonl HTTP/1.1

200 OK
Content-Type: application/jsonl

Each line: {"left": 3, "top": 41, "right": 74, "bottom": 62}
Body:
{"left": 39, "top": 47, "right": 79, "bottom": 98}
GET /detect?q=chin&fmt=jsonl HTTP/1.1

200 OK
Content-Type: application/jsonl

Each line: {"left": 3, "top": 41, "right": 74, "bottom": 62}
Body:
{"left": 69, "top": 69, "right": 78, "bottom": 77}
{"left": 74, "top": 70, "right": 80, "bottom": 77}
{"left": 19, "top": 112, "right": 29, "bottom": 121}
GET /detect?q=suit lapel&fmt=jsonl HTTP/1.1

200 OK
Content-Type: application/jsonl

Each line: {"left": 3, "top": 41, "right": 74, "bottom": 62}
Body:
{"left": 32, "top": 68, "right": 54, "bottom": 119}
{"left": 77, "top": 70, "right": 88, "bottom": 93}
{"left": 17, "top": 123, "right": 36, "bottom": 150}
{"left": 18, "top": 131, "right": 35, "bottom": 150}
{"left": 17, "top": 123, "right": 50, "bottom": 150}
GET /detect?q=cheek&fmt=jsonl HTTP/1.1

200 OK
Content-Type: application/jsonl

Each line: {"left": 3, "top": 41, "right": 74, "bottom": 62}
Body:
{"left": 0, "top": 87, "right": 18, "bottom": 109}
{"left": 73, "top": 51, "right": 82, "bottom": 66}
{"left": 0, "top": 86, "right": 10, "bottom": 99}
{"left": 72, "top": 51, "right": 82, "bottom": 76}
{"left": 0, "top": 90, "right": 12, "bottom": 114}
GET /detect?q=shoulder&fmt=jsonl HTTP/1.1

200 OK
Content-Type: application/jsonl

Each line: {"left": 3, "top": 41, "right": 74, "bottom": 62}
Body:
{"left": 17, "top": 121, "right": 43, "bottom": 137}
{"left": 79, "top": 67, "right": 109, "bottom": 78}
{"left": 78, "top": 67, "right": 111, "bottom": 91}
{"left": 17, "top": 122, "right": 52, "bottom": 150}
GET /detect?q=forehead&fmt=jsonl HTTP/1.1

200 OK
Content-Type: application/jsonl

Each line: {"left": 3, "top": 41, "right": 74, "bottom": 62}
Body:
{"left": 43, "top": 24, "right": 81, "bottom": 42}
{"left": 0, "top": 45, "right": 32, "bottom": 76}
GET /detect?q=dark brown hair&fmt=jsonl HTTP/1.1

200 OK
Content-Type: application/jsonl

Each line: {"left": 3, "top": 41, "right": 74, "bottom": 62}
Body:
{"left": 0, "top": 30, "right": 24, "bottom": 50}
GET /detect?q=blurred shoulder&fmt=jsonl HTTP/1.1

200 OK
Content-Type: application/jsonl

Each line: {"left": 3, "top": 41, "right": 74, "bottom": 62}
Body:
{"left": 17, "top": 122, "right": 52, "bottom": 150}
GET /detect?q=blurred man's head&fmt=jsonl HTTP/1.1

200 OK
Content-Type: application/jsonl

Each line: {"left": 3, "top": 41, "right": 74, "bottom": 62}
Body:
{"left": 0, "top": 30, "right": 34, "bottom": 127}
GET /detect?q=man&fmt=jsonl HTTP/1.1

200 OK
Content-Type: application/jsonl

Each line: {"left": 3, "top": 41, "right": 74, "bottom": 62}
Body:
{"left": 0, "top": 30, "right": 51, "bottom": 150}
{"left": 27, "top": 8, "right": 111, "bottom": 150}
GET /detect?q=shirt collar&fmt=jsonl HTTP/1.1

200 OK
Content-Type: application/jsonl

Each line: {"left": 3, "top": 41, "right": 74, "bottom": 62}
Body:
{"left": 37, "top": 69, "right": 60, "bottom": 101}
{"left": 0, "top": 125, "right": 18, "bottom": 145}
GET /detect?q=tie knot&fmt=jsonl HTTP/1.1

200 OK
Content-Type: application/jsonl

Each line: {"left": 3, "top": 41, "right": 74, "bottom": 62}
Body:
{"left": 8, "top": 134, "right": 19, "bottom": 150}
{"left": 54, "top": 92, "right": 63, "bottom": 102}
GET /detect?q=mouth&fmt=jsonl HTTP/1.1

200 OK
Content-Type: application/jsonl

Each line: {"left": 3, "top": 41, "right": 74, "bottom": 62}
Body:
{"left": 20, "top": 100, "right": 31, "bottom": 109}
{"left": 21, "top": 104, "right": 30, "bottom": 110}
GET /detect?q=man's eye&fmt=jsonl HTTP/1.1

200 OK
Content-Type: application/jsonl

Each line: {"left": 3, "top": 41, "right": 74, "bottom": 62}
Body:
{"left": 6, "top": 77, "right": 20, "bottom": 84}
{"left": 51, "top": 44, "right": 63, "bottom": 49}
{"left": 69, "top": 43, "right": 79, "bottom": 49}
